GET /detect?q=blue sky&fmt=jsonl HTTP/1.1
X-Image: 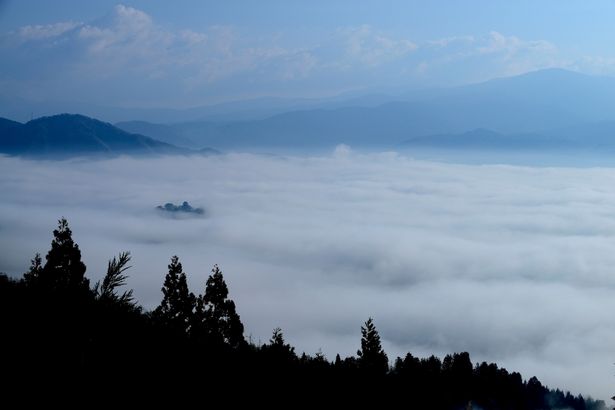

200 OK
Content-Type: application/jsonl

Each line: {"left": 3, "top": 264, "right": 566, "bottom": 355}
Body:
{"left": 2, "top": 1, "right": 615, "bottom": 107}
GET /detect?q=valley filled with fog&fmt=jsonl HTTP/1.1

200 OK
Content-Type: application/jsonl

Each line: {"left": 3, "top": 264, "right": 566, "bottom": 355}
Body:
{"left": 1, "top": 149, "right": 614, "bottom": 399}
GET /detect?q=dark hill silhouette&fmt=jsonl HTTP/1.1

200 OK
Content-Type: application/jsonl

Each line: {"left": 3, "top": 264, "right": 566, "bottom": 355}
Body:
{"left": 0, "top": 113, "right": 190, "bottom": 158}
{"left": 0, "top": 218, "right": 609, "bottom": 408}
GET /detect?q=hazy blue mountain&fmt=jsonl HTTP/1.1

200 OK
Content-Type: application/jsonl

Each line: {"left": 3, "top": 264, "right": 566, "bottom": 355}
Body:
{"left": 0, "top": 114, "right": 190, "bottom": 158}
{"left": 439, "top": 69, "right": 615, "bottom": 122}
{"left": 7, "top": 69, "right": 615, "bottom": 152}
{"left": 9, "top": 68, "right": 614, "bottom": 126}
{"left": 401, "top": 128, "right": 531, "bottom": 149}
{"left": 118, "top": 101, "right": 567, "bottom": 150}
{"left": 116, "top": 120, "right": 223, "bottom": 149}
{"left": 401, "top": 122, "right": 615, "bottom": 151}
{"left": 541, "top": 121, "right": 615, "bottom": 147}
{"left": 115, "top": 120, "right": 198, "bottom": 148}
{"left": 114, "top": 104, "right": 453, "bottom": 150}
{"left": 109, "top": 69, "right": 615, "bottom": 150}
{"left": 1, "top": 90, "right": 395, "bottom": 124}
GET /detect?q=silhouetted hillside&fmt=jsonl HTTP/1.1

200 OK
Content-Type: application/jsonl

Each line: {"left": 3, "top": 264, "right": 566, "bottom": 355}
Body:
{"left": 0, "top": 218, "right": 608, "bottom": 408}
{"left": 0, "top": 114, "right": 188, "bottom": 158}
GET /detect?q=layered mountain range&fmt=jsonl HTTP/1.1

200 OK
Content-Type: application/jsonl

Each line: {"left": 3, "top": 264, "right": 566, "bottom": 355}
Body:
{"left": 3, "top": 69, "right": 615, "bottom": 158}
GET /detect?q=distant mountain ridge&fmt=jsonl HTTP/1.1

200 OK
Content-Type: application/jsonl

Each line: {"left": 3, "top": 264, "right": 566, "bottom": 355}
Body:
{"left": 6, "top": 69, "right": 615, "bottom": 155}
{"left": 0, "top": 114, "right": 219, "bottom": 158}
{"left": 113, "top": 69, "right": 615, "bottom": 150}
{"left": 401, "top": 128, "right": 550, "bottom": 149}
{"left": 4, "top": 68, "right": 612, "bottom": 126}
{"left": 401, "top": 122, "right": 615, "bottom": 151}
{"left": 114, "top": 120, "right": 198, "bottom": 148}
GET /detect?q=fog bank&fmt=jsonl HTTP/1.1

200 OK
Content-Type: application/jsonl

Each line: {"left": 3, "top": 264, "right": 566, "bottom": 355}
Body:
{"left": 1, "top": 151, "right": 614, "bottom": 400}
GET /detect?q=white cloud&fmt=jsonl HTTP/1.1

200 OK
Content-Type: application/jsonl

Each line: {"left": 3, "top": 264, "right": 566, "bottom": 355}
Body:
{"left": 2, "top": 4, "right": 614, "bottom": 107}
{"left": 478, "top": 31, "right": 556, "bottom": 56}
{"left": 412, "top": 31, "right": 562, "bottom": 82}
{"left": 0, "top": 152, "right": 614, "bottom": 401}
{"left": 78, "top": 5, "right": 160, "bottom": 52}
{"left": 0, "top": 5, "right": 322, "bottom": 104}
{"left": 333, "top": 143, "right": 352, "bottom": 158}
{"left": 475, "top": 31, "right": 559, "bottom": 75}
{"left": 340, "top": 24, "right": 417, "bottom": 66}
{"left": 179, "top": 29, "right": 207, "bottom": 46}
{"left": 17, "top": 21, "right": 81, "bottom": 40}
{"left": 427, "top": 35, "right": 475, "bottom": 48}
{"left": 75, "top": 5, "right": 176, "bottom": 74}
{"left": 569, "top": 55, "right": 615, "bottom": 75}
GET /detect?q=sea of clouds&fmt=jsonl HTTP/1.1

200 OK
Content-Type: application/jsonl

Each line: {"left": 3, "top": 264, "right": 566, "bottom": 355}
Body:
{"left": 1, "top": 149, "right": 614, "bottom": 400}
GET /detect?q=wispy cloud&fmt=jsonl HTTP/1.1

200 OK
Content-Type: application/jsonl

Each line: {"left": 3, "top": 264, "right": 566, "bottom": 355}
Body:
{"left": 477, "top": 31, "right": 556, "bottom": 56}
{"left": 427, "top": 35, "right": 475, "bottom": 48}
{"left": 475, "top": 31, "right": 559, "bottom": 76}
{"left": 0, "top": 5, "right": 320, "bottom": 104}
{"left": 16, "top": 21, "right": 81, "bottom": 41}
{"left": 413, "top": 31, "right": 561, "bottom": 81}
{"left": 339, "top": 24, "right": 417, "bottom": 67}
{"left": 0, "top": 4, "right": 580, "bottom": 106}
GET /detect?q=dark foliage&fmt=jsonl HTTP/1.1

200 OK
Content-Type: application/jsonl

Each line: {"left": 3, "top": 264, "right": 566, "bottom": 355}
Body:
{"left": 152, "top": 255, "right": 196, "bottom": 335}
{"left": 156, "top": 201, "right": 205, "bottom": 215}
{"left": 24, "top": 217, "right": 89, "bottom": 295}
{"left": 93, "top": 251, "right": 137, "bottom": 308}
{"left": 0, "top": 219, "right": 608, "bottom": 408}
{"left": 357, "top": 317, "right": 389, "bottom": 375}
{"left": 192, "top": 264, "right": 245, "bottom": 348}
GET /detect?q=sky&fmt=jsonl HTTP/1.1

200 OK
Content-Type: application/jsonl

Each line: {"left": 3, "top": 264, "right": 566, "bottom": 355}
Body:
{"left": 1, "top": 150, "right": 614, "bottom": 400}
{"left": 3, "top": 1, "right": 615, "bottom": 107}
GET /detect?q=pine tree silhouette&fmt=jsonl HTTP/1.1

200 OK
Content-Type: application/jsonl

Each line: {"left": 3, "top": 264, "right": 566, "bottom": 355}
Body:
{"left": 23, "top": 253, "right": 43, "bottom": 285}
{"left": 24, "top": 218, "right": 89, "bottom": 294}
{"left": 357, "top": 317, "right": 389, "bottom": 375}
{"left": 153, "top": 255, "right": 195, "bottom": 334}
{"left": 266, "top": 327, "right": 296, "bottom": 359}
{"left": 192, "top": 264, "right": 245, "bottom": 348}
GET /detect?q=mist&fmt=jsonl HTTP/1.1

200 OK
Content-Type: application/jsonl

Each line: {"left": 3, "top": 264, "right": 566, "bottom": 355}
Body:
{"left": 1, "top": 150, "right": 614, "bottom": 400}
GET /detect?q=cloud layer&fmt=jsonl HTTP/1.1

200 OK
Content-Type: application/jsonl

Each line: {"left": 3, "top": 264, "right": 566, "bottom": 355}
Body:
{"left": 0, "top": 4, "right": 571, "bottom": 107}
{"left": 1, "top": 151, "right": 614, "bottom": 400}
